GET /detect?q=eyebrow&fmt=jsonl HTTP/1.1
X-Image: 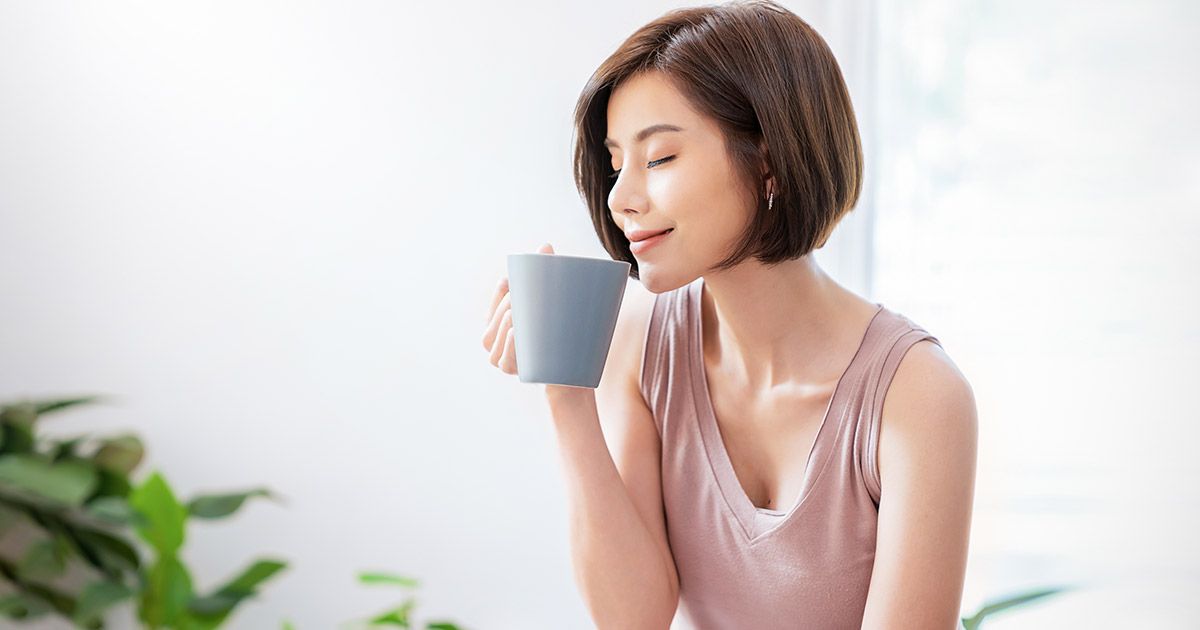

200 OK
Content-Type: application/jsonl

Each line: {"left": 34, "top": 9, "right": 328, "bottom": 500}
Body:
{"left": 603, "top": 123, "right": 684, "bottom": 150}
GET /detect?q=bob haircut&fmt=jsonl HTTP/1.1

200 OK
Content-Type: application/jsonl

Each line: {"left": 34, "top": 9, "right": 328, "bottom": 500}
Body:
{"left": 572, "top": 0, "right": 864, "bottom": 280}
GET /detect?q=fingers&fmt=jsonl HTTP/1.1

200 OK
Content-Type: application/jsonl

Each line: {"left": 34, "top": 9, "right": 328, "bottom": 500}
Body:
{"left": 486, "top": 276, "right": 508, "bottom": 324}
{"left": 489, "top": 309, "right": 512, "bottom": 367}
{"left": 485, "top": 249, "right": 544, "bottom": 378}
{"left": 482, "top": 295, "right": 517, "bottom": 375}
{"left": 481, "top": 291, "right": 510, "bottom": 351}
{"left": 498, "top": 327, "right": 517, "bottom": 374}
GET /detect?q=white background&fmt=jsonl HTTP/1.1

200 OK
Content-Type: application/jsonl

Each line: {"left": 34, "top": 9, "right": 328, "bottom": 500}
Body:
{"left": 1, "top": 1, "right": 1196, "bottom": 628}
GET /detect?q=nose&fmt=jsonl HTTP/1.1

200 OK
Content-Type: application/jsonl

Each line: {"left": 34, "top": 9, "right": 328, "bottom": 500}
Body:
{"left": 608, "top": 170, "right": 647, "bottom": 218}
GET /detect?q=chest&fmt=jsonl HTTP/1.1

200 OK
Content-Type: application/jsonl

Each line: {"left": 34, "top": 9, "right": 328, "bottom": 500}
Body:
{"left": 706, "top": 373, "right": 839, "bottom": 512}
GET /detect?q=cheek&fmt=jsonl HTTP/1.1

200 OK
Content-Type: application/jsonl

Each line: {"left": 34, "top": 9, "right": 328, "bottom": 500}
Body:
{"left": 648, "top": 157, "right": 745, "bottom": 231}
{"left": 646, "top": 158, "right": 713, "bottom": 208}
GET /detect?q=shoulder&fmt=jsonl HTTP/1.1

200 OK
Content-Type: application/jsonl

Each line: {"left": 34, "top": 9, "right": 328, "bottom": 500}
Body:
{"left": 861, "top": 334, "right": 977, "bottom": 627}
{"left": 886, "top": 338, "right": 976, "bottom": 420}
{"left": 878, "top": 337, "right": 978, "bottom": 477}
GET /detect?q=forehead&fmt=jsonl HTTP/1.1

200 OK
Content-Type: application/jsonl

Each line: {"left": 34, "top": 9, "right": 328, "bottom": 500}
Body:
{"left": 605, "top": 72, "right": 701, "bottom": 146}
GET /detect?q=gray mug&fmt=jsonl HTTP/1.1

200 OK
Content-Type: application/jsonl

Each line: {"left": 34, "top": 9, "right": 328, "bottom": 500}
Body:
{"left": 505, "top": 253, "right": 632, "bottom": 388}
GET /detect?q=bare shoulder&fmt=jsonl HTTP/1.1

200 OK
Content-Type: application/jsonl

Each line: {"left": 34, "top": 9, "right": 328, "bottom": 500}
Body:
{"left": 879, "top": 339, "right": 978, "bottom": 465}
{"left": 887, "top": 340, "right": 975, "bottom": 415}
{"left": 863, "top": 342, "right": 977, "bottom": 627}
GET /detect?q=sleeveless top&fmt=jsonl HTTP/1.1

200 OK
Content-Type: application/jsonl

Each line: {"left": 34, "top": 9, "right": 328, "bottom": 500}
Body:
{"left": 639, "top": 276, "right": 943, "bottom": 629}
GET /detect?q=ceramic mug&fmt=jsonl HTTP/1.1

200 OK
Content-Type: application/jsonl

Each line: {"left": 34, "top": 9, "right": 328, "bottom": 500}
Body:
{"left": 505, "top": 253, "right": 631, "bottom": 388}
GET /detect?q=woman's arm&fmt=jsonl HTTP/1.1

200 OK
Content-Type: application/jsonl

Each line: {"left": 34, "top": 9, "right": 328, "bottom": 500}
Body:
{"left": 860, "top": 340, "right": 979, "bottom": 630}
{"left": 481, "top": 268, "right": 677, "bottom": 629}
{"left": 547, "top": 387, "right": 679, "bottom": 630}
{"left": 546, "top": 282, "right": 679, "bottom": 630}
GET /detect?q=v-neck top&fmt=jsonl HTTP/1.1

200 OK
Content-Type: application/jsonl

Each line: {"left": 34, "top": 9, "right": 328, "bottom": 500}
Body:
{"left": 638, "top": 276, "right": 942, "bottom": 629}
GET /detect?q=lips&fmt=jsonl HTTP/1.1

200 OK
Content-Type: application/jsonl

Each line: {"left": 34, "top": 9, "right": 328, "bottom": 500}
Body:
{"left": 628, "top": 228, "right": 673, "bottom": 255}
{"left": 627, "top": 228, "right": 674, "bottom": 242}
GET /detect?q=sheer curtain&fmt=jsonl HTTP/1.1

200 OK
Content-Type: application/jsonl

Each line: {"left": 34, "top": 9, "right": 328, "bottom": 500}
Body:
{"left": 870, "top": 0, "right": 1199, "bottom": 626}
{"left": 800, "top": 0, "right": 877, "bottom": 297}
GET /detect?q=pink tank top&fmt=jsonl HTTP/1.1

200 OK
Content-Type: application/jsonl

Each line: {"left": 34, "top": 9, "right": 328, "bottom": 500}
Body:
{"left": 639, "top": 276, "right": 942, "bottom": 629}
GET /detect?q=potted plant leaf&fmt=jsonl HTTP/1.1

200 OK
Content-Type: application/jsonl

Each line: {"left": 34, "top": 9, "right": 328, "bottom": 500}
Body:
{"left": 0, "top": 396, "right": 285, "bottom": 628}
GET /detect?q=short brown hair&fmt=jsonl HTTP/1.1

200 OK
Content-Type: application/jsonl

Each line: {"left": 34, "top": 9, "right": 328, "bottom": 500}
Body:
{"left": 572, "top": 0, "right": 864, "bottom": 280}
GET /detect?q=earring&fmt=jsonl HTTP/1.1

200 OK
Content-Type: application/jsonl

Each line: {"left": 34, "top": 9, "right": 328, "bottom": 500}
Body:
{"left": 767, "top": 190, "right": 774, "bottom": 211}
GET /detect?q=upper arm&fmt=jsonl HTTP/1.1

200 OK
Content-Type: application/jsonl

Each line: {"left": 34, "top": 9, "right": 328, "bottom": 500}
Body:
{"left": 860, "top": 340, "right": 979, "bottom": 630}
{"left": 593, "top": 279, "right": 680, "bottom": 601}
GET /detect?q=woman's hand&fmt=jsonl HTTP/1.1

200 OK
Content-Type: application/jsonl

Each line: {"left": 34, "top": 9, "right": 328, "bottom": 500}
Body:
{"left": 481, "top": 242, "right": 596, "bottom": 402}
{"left": 482, "top": 242, "right": 555, "bottom": 377}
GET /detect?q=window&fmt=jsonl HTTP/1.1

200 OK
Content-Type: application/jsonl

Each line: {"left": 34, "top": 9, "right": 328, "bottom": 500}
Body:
{"left": 870, "top": 0, "right": 1199, "bottom": 625}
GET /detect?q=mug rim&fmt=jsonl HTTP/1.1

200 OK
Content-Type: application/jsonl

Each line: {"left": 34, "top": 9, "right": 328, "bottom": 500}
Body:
{"left": 508, "top": 253, "right": 631, "bottom": 266}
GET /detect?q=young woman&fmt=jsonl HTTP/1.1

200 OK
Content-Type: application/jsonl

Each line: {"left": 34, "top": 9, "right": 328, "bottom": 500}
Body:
{"left": 483, "top": 1, "right": 977, "bottom": 628}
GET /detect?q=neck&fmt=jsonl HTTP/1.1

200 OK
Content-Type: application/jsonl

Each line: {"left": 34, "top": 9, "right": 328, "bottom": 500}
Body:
{"left": 699, "top": 255, "right": 873, "bottom": 391}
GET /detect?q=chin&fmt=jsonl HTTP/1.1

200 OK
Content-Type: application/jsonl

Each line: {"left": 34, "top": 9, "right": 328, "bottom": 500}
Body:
{"left": 634, "top": 267, "right": 690, "bottom": 295}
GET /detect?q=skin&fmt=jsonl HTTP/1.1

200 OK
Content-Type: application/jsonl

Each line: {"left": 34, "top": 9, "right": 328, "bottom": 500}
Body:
{"left": 484, "top": 69, "right": 978, "bottom": 629}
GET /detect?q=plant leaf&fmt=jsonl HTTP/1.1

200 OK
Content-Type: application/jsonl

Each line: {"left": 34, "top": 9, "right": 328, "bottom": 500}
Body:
{"left": 0, "top": 396, "right": 102, "bottom": 426}
{"left": 961, "top": 585, "right": 1071, "bottom": 629}
{"left": 34, "top": 396, "right": 103, "bottom": 415}
{"left": 186, "top": 559, "right": 287, "bottom": 629}
{"left": 358, "top": 572, "right": 421, "bottom": 588}
{"left": 0, "top": 501, "right": 27, "bottom": 536}
{"left": 86, "top": 496, "right": 145, "bottom": 526}
{"left": 92, "top": 466, "right": 133, "bottom": 500}
{"left": 215, "top": 558, "right": 288, "bottom": 595}
{"left": 53, "top": 520, "right": 117, "bottom": 579}
{"left": 139, "top": 555, "right": 194, "bottom": 628}
{"left": 0, "top": 556, "right": 81, "bottom": 617}
{"left": 51, "top": 435, "right": 89, "bottom": 462}
{"left": 370, "top": 612, "right": 410, "bottom": 627}
{"left": 129, "top": 471, "right": 187, "bottom": 555}
{"left": 189, "top": 559, "right": 288, "bottom": 614}
{"left": 0, "top": 402, "right": 38, "bottom": 427}
{"left": 92, "top": 435, "right": 144, "bottom": 475}
{"left": 74, "top": 580, "right": 134, "bottom": 627}
{"left": 0, "top": 592, "right": 54, "bottom": 619}
{"left": 75, "top": 527, "right": 142, "bottom": 573}
{"left": 0, "top": 454, "right": 99, "bottom": 505}
{"left": 0, "top": 421, "right": 36, "bottom": 454}
{"left": 187, "top": 488, "right": 275, "bottom": 520}
{"left": 16, "top": 537, "right": 69, "bottom": 582}
{"left": 368, "top": 598, "right": 416, "bottom": 628}
{"left": 425, "top": 623, "right": 462, "bottom": 630}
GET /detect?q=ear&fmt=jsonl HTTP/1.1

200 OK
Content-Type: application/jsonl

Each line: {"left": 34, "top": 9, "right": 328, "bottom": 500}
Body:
{"left": 757, "top": 138, "right": 775, "bottom": 194}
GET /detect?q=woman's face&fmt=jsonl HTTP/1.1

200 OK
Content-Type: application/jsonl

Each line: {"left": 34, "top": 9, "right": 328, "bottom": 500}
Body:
{"left": 606, "top": 70, "right": 756, "bottom": 293}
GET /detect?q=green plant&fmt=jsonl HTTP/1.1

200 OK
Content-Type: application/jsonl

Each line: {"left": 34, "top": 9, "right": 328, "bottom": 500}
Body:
{"left": 131, "top": 471, "right": 285, "bottom": 629}
{"left": 346, "top": 571, "right": 462, "bottom": 630}
{"left": 0, "top": 396, "right": 285, "bottom": 628}
{"left": 960, "top": 585, "right": 1071, "bottom": 629}
{"left": 278, "top": 571, "right": 467, "bottom": 630}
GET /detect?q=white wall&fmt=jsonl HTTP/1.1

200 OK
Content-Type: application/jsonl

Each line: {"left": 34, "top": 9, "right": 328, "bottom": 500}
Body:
{"left": 0, "top": 2, "right": 874, "bottom": 628}
{"left": 15, "top": 2, "right": 1190, "bottom": 628}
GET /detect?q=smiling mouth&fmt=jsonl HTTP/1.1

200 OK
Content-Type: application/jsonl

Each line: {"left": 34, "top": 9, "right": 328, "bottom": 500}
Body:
{"left": 633, "top": 228, "right": 673, "bottom": 242}
{"left": 629, "top": 228, "right": 674, "bottom": 254}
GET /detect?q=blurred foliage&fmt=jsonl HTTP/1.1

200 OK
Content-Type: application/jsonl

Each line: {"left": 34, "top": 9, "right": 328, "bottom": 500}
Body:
{"left": 0, "top": 395, "right": 283, "bottom": 628}
{"left": 961, "top": 585, "right": 1071, "bottom": 629}
{"left": 0, "top": 395, "right": 467, "bottom": 629}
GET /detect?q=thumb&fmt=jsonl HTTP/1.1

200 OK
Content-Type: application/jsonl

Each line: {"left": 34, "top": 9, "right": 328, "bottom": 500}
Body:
{"left": 536, "top": 242, "right": 555, "bottom": 255}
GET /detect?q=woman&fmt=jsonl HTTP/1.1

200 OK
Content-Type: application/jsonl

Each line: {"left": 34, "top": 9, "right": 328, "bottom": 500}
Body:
{"left": 482, "top": 1, "right": 977, "bottom": 628}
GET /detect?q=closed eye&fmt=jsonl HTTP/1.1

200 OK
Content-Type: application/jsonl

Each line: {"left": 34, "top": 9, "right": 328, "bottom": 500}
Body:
{"left": 609, "top": 155, "right": 676, "bottom": 180}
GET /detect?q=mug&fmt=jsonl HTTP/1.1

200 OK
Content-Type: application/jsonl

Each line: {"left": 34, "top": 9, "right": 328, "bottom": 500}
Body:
{"left": 505, "top": 253, "right": 631, "bottom": 388}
